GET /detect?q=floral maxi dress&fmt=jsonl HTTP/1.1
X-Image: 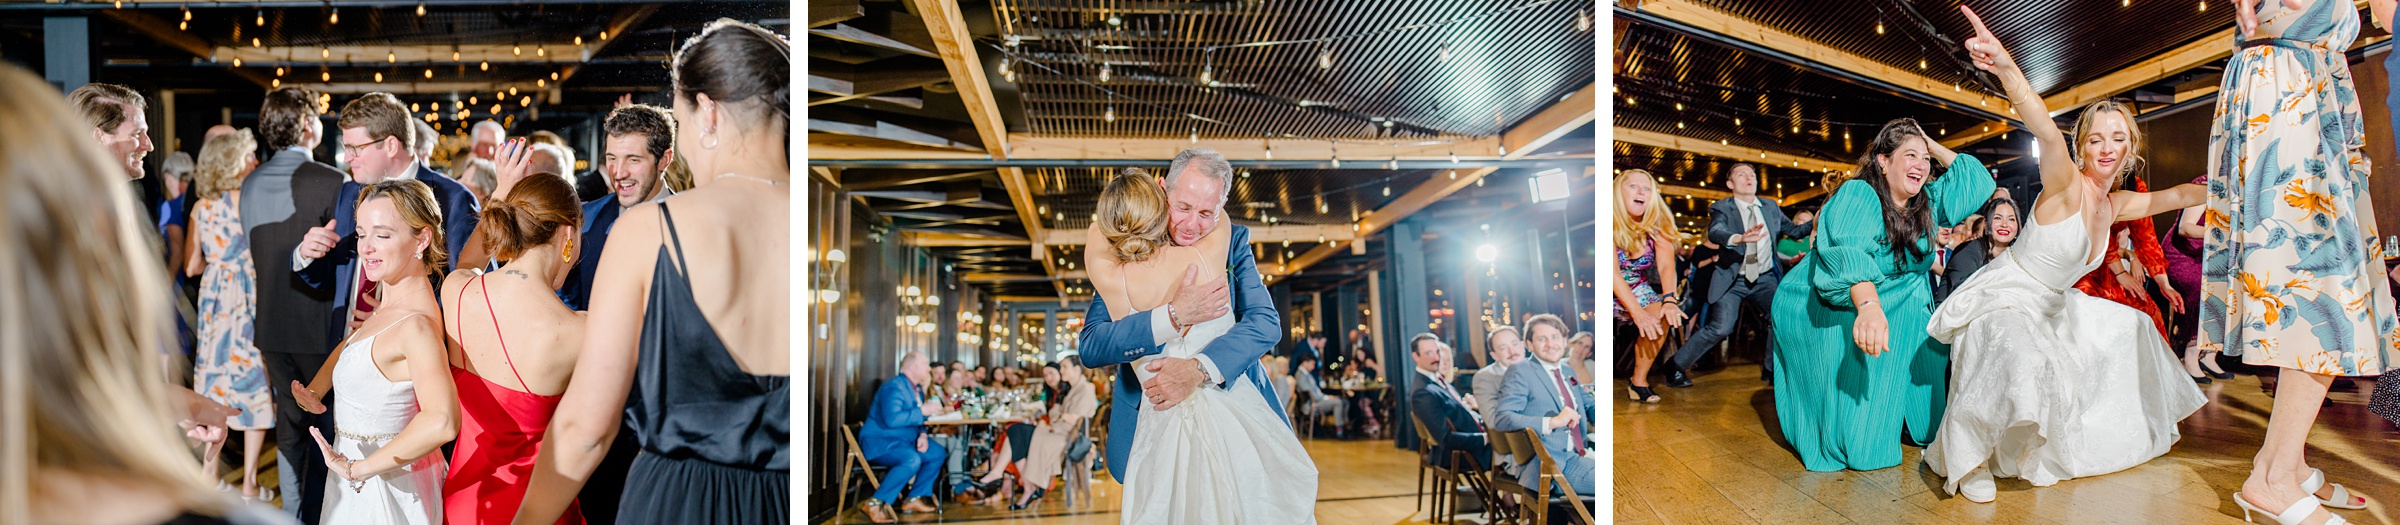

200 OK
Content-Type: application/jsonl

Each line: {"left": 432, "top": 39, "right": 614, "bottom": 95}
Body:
{"left": 194, "top": 193, "right": 273, "bottom": 431}
{"left": 2199, "top": 0, "right": 2400, "bottom": 377}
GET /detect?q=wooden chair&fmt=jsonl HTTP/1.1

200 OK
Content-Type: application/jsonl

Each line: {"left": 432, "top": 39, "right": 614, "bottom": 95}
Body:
{"left": 1408, "top": 418, "right": 1454, "bottom": 523}
{"left": 837, "top": 424, "right": 887, "bottom": 517}
{"left": 1480, "top": 429, "right": 1529, "bottom": 524}
{"left": 1516, "top": 429, "right": 1595, "bottom": 525}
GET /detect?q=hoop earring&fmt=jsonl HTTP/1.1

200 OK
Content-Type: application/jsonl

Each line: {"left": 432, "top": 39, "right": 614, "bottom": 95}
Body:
{"left": 704, "top": 131, "right": 719, "bottom": 150}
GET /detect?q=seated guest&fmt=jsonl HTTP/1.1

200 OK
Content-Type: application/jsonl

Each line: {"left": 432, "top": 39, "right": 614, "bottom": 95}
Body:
{"left": 1293, "top": 356, "right": 1347, "bottom": 427}
{"left": 1407, "top": 334, "right": 1489, "bottom": 468}
{"left": 960, "top": 356, "right": 1099, "bottom": 510}
{"left": 1494, "top": 314, "right": 1595, "bottom": 496}
{"left": 1566, "top": 331, "right": 1596, "bottom": 390}
{"left": 858, "top": 352, "right": 948, "bottom": 523}
{"left": 1474, "top": 326, "right": 1528, "bottom": 472}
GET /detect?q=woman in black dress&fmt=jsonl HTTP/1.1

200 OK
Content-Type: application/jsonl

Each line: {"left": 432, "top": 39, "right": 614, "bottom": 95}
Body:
{"left": 514, "top": 19, "right": 791, "bottom": 525}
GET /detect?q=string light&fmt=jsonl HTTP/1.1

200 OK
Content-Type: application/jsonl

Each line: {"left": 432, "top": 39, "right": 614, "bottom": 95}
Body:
{"left": 513, "top": 45, "right": 522, "bottom": 56}
{"left": 425, "top": 68, "right": 434, "bottom": 79}
{"left": 253, "top": 38, "right": 261, "bottom": 48}
{"left": 575, "top": 36, "right": 584, "bottom": 46}
{"left": 550, "top": 71, "right": 559, "bottom": 81}
{"left": 1317, "top": 45, "right": 1334, "bottom": 69}
{"left": 521, "top": 96, "right": 533, "bottom": 107}
{"left": 275, "top": 67, "right": 284, "bottom": 76}
{"left": 272, "top": 78, "right": 280, "bottom": 88}
{"left": 233, "top": 58, "right": 242, "bottom": 67}
{"left": 329, "top": 8, "right": 339, "bottom": 25}
{"left": 537, "top": 78, "right": 547, "bottom": 88}
{"left": 322, "top": 47, "right": 330, "bottom": 59}
{"left": 411, "top": 103, "right": 420, "bottom": 112}
{"left": 321, "top": 71, "right": 330, "bottom": 82}
{"left": 509, "top": 86, "right": 518, "bottom": 96}
{"left": 600, "top": 31, "right": 609, "bottom": 40}
{"left": 1103, "top": 104, "right": 1115, "bottom": 122}
{"left": 453, "top": 50, "right": 461, "bottom": 61}
{"left": 1098, "top": 63, "right": 1111, "bottom": 82}
{"left": 1876, "top": 21, "right": 1885, "bottom": 35}
{"left": 470, "top": 96, "right": 478, "bottom": 105}
{"left": 480, "top": 61, "right": 489, "bottom": 71}
{"left": 1577, "top": 8, "right": 1591, "bottom": 32}
{"left": 1437, "top": 43, "right": 1451, "bottom": 62}
{"left": 389, "top": 52, "right": 397, "bottom": 63}
{"left": 1107, "top": 15, "right": 1121, "bottom": 26}
{"left": 491, "top": 104, "right": 501, "bottom": 114}
{"left": 1198, "top": 64, "right": 1213, "bottom": 85}
{"left": 537, "top": 46, "right": 546, "bottom": 58}
{"left": 418, "top": 3, "right": 427, "bottom": 17}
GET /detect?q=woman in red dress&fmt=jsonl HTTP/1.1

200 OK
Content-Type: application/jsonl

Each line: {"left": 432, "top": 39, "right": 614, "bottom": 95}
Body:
{"left": 440, "top": 143, "right": 587, "bottom": 524}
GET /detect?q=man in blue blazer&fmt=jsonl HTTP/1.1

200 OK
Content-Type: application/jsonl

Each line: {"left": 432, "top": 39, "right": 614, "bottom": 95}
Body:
{"left": 1076, "top": 148, "right": 1284, "bottom": 484}
{"left": 298, "top": 93, "right": 480, "bottom": 340}
{"left": 858, "top": 352, "right": 947, "bottom": 522}
{"left": 1492, "top": 314, "right": 1595, "bottom": 496}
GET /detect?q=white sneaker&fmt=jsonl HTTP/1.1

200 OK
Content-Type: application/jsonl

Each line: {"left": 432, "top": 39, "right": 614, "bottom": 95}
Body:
{"left": 1959, "top": 466, "right": 1997, "bottom": 504}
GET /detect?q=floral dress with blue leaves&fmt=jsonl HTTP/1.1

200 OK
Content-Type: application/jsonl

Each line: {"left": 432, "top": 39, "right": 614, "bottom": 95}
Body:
{"left": 2199, "top": 0, "right": 2399, "bottom": 376}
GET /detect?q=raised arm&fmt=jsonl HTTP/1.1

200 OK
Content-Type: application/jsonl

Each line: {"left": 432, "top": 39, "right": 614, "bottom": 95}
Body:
{"left": 1960, "top": 6, "right": 2079, "bottom": 193}
{"left": 2110, "top": 182, "right": 2209, "bottom": 222}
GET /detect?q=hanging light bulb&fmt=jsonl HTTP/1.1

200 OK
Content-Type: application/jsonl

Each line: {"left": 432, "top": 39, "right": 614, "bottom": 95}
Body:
{"left": 411, "top": 103, "right": 420, "bottom": 112}
{"left": 1318, "top": 46, "right": 1334, "bottom": 69}
{"left": 257, "top": 10, "right": 265, "bottom": 26}
{"left": 491, "top": 104, "right": 501, "bottom": 114}
{"left": 425, "top": 68, "right": 434, "bottom": 79}
{"left": 1190, "top": 124, "right": 1199, "bottom": 143}
{"left": 233, "top": 58, "right": 243, "bottom": 67}
{"left": 470, "top": 96, "right": 478, "bottom": 105}
{"left": 537, "top": 78, "right": 546, "bottom": 88}
{"left": 180, "top": 20, "right": 188, "bottom": 31}
{"left": 275, "top": 67, "right": 284, "bottom": 76}
{"left": 321, "top": 47, "right": 330, "bottom": 59}
{"left": 252, "top": 37, "right": 261, "bottom": 48}
{"left": 1098, "top": 63, "right": 1111, "bottom": 82}
{"left": 1107, "top": 15, "right": 1121, "bottom": 26}
{"left": 521, "top": 96, "right": 532, "bottom": 107}
{"left": 1104, "top": 104, "right": 1115, "bottom": 122}
{"left": 453, "top": 50, "right": 461, "bottom": 61}
{"left": 272, "top": 78, "right": 281, "bottom": 88}
{"left": 537, "top": 46, "right": 546, "bottom": 58}
{"left": 375, "top": 72, "right": 383, "bottom": 82}
{"left": 575, "top": 36, "right": 584, "bottom": 46}
{"left": 1383, "top": 186, "right": 1391, "bottom": 196}
{"left": 1199, "top": 64, "right": 1213, "bottom": 85}
{"left": 480, "top": 61, "right": 489, "bottom": 71}
{"left": 418, "top": 3, "right": 427, "bottom": 16}
{"left": 513, "top": 45, "right": 522, "bottom": 56}
{"left": 600, "top": 30, "right": 608, "bottom": 40}
{"left": 1876, "top": 21, "right": 1886, "bottom": 35}
{"left": 1437, "top": 43, "right": 1451, "bottom": 62}
{"left": 1576, "top": 9, "right": 1592, "bottom": 32}
{"left": 508, "top": 86, "right": 518, "bottom": 96}
{"left": 388, "top": 51, "right": 396, "bottom": 63}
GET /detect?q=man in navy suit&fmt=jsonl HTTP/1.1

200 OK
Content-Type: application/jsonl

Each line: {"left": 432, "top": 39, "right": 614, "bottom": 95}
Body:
{"left": 1493, "top": 314, "right": 1595, "bottom": 496}
{"left": 296, "top": 93, "right": 480, "bottom": 342}
{"left": 1406, "top": 333, "right": 1488, "bottom": 467}
{"left": 1665, "top": 163, "right": 1813, "bottom": 386}
{"left": 857, "top": 352, "right": 947, "bottom": 523}
{"left": 1076, "top": 147, "right": 1285, "bottom": 485}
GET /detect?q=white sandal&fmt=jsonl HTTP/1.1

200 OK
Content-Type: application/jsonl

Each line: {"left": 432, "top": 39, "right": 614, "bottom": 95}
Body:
{"left": 2236, "top": 491, "right": 2347, "bottom": 525}
{"left": 2303, "top": 469, "right": 2370, "bottom": 510}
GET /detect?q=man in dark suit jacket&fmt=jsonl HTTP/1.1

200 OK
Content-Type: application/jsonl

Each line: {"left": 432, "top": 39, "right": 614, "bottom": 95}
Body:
{"left": 301, "top": 93, "right": 478, "bottom": 342}
{"left": 1665, "top": 163, "right": 1814, "bottom": 386}
{"left": 239, "top": 87, "right": 345, "bottom": 522}
{"left": 1405, "top": 333, "right": 1488, "bottom": 468}
{"left": 1076, "top": 148, "right": 1284, "bottom": 485}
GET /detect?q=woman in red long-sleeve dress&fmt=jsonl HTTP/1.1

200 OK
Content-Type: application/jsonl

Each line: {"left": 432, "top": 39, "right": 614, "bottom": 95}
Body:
{"left": 2071, "top": 177, "right": 2178, "bottom": 338}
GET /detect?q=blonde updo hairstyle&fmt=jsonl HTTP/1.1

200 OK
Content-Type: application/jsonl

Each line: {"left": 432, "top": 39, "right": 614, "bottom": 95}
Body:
{"left": 1096, "top": 168, "right": 1171, "bottom": 263}
{"left": 357, "top": 179, "right": 449, "bottom": 272}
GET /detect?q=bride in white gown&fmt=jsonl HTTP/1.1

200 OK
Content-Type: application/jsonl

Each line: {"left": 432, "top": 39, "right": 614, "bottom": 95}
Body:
{"left": 1923, "top": 6, "right": 2208, "bottom": 503}
{"left": 290, "top": 181, "right": 459, "bottom": 524}
{"left": 1085, "top": 168, "right": 1318, "bottom": 524}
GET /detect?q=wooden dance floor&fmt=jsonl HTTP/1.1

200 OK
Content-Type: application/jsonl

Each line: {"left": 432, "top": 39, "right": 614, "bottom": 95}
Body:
{"left": 1614, "top": 361, "right": 2400, "bottom": 524}
{"left": 828, "top": 438, "right": 1464, "bottom": 524}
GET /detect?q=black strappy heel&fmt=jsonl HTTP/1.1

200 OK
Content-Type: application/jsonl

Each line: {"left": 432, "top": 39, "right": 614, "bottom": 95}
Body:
{"left": 1627, "top": 384, "right": 1661, "bottom": 404}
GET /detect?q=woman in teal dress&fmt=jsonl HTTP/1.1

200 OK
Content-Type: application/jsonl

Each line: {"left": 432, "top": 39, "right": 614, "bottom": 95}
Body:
{"left": 1772, "top": 118, "right": 1993, "bottom": 472}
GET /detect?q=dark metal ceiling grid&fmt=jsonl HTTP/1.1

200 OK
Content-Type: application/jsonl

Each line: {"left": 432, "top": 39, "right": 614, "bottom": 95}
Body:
{"left": 990, "top": 0, "right": 1595, "bottom": 140}
{"left": 1683, "top": 0, "right": 2239, "bottom": 95}
{"left": 1613, "top": 22, "right": 1983, "bottom": 164}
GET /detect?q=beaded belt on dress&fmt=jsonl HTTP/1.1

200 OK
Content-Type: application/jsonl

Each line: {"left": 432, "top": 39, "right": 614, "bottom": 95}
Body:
{"left": 337, "top": 428, "right": 398, "bottom": 443}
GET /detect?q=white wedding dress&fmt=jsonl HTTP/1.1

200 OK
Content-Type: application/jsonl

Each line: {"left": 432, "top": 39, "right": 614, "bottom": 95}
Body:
{"left": 319, "top": 314, "right": 446, "bottom": 524}
{"left": 1120, "top": 312, "right": 1320, "bottom": 524}
{"left": 1924, "top": 207, "right": 2208, "bottom": 499}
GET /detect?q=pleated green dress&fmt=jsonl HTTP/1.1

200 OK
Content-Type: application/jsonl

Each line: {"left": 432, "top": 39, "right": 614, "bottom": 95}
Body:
{"left": 1772, "top": 154, "right": 1993, "bottom": 472}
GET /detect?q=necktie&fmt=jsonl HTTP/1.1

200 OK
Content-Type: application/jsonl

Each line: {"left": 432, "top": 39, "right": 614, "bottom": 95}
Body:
{"left": 1551, "top": 367, "right": 1587, "bottom": 453}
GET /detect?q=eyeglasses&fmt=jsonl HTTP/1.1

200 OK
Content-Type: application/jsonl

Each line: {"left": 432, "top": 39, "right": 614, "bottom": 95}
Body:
{"left": 341, "top": 135, "right": 394, "bottom": 158}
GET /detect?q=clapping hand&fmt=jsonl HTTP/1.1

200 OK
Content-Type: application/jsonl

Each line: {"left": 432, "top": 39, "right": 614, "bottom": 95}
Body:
{"left": 1740, "top": 224, "right": 1768, "bottom": 244}
{"left": 293, "top": 380, "right": 327, "bottom": 415}
{"left": 297, "top": 219, "right": 340, "bottom": 260}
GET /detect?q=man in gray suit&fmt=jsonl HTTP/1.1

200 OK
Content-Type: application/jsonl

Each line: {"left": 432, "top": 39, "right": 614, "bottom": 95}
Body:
{"left": 1471, "top": 325, "right": 1527, "bottom": 473}
{"left": 1665, "top": 163, "right": 1813, "bottom": 387}
{"left": 1493, "top": 314, "right": 1594, "bottom": 496}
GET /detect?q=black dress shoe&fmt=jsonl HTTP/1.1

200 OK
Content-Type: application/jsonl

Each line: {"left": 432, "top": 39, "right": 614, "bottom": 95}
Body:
{"left": 1665, "top": 368, "right": 1695, "bottom": 388}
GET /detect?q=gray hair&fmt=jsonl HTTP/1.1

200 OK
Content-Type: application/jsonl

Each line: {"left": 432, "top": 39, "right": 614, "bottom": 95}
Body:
{"left": 159, "top": 151, "right": 194, "bottom": 178}
{"left": 1163, "top": 147, "right": 1233, "bottom": 205}
{"left": 528, "top": 142, "right": 574, "bottom": 177}
{"left": 411, "top": 119, "right": 438, "bottom": 159}
{"left": 471, "top": 120, "right": 506, "bottom": 140}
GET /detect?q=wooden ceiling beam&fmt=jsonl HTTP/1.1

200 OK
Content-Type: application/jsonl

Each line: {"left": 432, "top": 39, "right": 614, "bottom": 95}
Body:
{"left": 912, "top": 0, "right": 1061, "bottom": 302}
{"left": 1615, "top": 127, "right": 1851, "bottom": 172}
{"left": 1007, "top": 133, "right": 1507, "bottom": 161}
